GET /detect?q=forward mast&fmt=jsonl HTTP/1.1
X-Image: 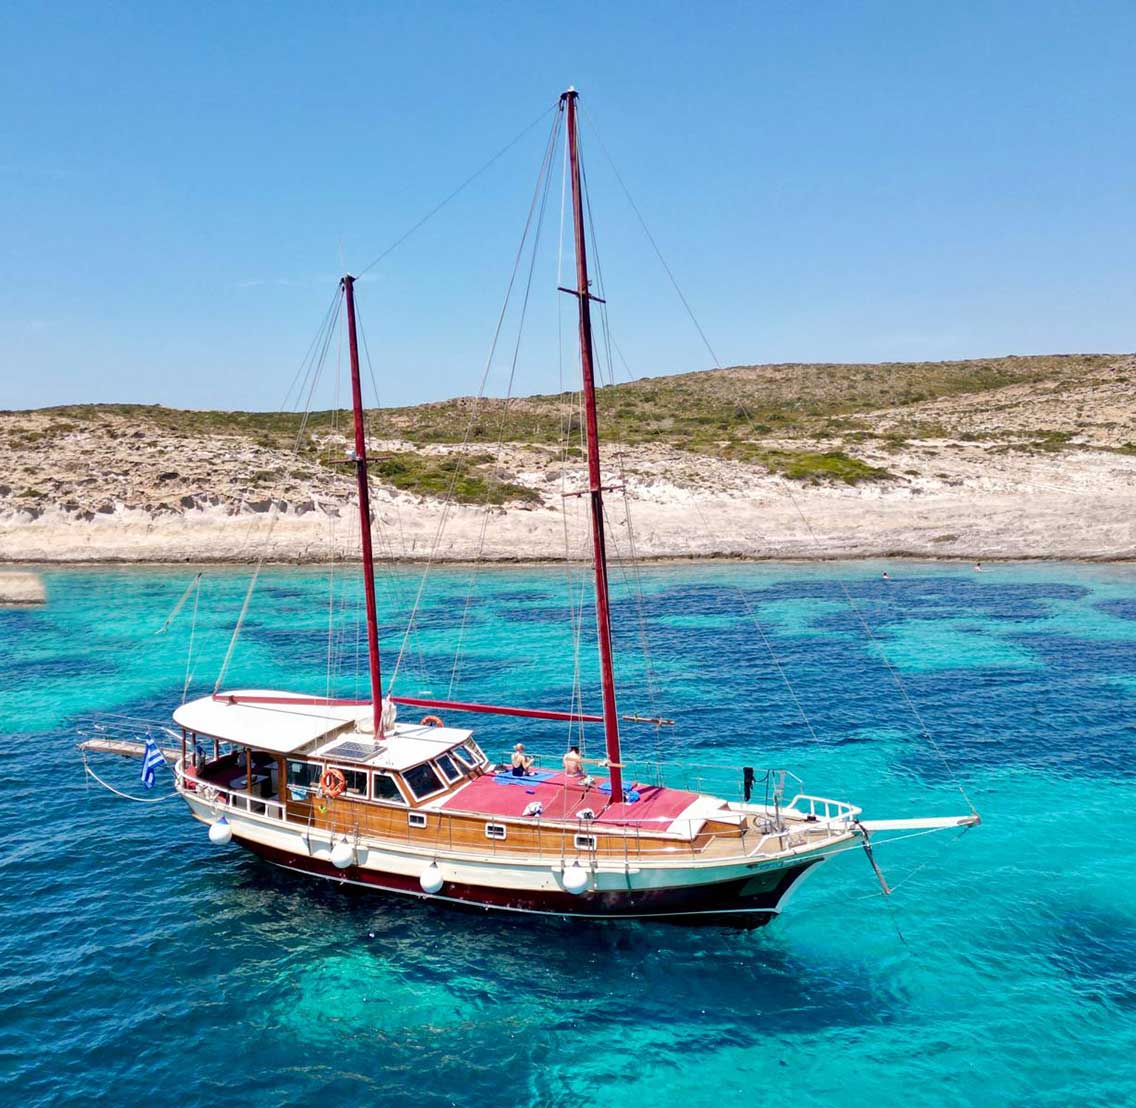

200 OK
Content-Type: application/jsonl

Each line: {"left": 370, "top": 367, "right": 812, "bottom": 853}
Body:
{"left": 342, "top": 275, "right": 384, "bottom": 738}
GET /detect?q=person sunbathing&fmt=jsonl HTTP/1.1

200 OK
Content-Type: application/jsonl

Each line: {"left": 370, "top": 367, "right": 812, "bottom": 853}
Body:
{"left": 511, "top": 743, "right": 535, "bottom": 777}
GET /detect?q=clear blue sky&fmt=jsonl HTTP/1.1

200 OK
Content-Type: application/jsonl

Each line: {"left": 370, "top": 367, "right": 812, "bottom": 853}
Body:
{"left": 3, "top": 1, "right": 1133, "bottom": 411}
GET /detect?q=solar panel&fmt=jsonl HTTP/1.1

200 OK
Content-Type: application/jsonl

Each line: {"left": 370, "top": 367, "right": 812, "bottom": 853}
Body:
{"left": 328, "top": 740, "right": 383, "bottom": 763}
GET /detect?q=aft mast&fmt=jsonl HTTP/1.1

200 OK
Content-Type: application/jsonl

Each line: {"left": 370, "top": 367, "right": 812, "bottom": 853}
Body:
{"left": 562, "top": 88, "right": 625, "bottom": 803}
{"left": 341, "top": 275, "right": 384, "bottom": 737}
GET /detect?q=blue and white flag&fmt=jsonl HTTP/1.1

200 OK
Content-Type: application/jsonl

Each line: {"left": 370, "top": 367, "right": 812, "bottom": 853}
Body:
{"left": 140, "top": 737, "right": 166, "bottom": 790}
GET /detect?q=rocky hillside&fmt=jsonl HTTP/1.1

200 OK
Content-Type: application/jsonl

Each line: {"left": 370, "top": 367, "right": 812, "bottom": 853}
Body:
{"left": 1, "top": 353, "right": 1133, "bottom": 562}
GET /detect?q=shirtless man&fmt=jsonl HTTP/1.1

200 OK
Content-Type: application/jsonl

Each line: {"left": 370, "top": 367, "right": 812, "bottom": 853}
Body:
{"left": 563, "top": 745, "right": 607, "bottom": 778}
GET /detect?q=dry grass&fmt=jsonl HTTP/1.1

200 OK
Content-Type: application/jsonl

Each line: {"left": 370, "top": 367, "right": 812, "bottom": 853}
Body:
{"left": 7, "top": 353, "right": 1129, "bottom": 494}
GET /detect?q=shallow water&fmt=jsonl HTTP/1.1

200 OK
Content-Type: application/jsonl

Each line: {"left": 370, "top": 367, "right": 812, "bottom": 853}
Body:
{"left": 2, "top": 561, "right": 1134, "bottom": 1107}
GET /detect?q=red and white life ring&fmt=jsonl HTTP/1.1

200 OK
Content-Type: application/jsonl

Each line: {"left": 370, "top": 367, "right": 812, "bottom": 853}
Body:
{"left": 320, "top": 768, "right": 347, "bottom": 799}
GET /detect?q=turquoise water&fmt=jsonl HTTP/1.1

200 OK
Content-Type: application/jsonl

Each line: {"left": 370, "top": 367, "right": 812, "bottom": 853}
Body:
{"left": 2, "top": 561, "right": 1134, "bottom": 1106}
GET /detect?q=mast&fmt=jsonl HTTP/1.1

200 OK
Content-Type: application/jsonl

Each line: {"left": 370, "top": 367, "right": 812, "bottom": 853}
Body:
{"left": 562, "top": 88, "right": 624, "bottom": 803}
{"left": 341, "top": 275, "right": 384, "bottom": 737}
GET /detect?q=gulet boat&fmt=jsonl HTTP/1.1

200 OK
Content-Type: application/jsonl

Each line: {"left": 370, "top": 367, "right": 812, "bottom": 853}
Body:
{"left": 81, "top": 89, "right": 978, "bottom": 927}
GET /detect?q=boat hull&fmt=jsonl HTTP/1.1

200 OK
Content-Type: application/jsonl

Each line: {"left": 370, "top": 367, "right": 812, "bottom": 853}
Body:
{"left": 239, "top": 836, "right": 821, "bottom": 928}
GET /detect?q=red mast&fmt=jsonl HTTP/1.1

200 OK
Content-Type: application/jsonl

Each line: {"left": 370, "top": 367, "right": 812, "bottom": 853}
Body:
{"left": 562, "top": 88, "right": 624, "bottom": 803}
{"left": 342, "top": 275, "right": 384, "bottom": 737}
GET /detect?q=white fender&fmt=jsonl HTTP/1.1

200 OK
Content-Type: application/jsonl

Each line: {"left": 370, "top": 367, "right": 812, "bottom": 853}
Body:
{"left": 330, "top": 839, "right": 355, "bottom": 869}
{"left": 563, "top": 863, "right": 589, "bottom": 895}
{"left": 208, "top": 817, "right": 232, "bottom": 845}
{"left": 419, "top": 863, "right": 444, "bottom": 894}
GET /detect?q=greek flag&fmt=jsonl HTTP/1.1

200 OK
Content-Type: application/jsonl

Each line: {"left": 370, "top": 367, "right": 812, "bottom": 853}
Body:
{"left": 140, "top": 737, "right": 166, "bottom": 790}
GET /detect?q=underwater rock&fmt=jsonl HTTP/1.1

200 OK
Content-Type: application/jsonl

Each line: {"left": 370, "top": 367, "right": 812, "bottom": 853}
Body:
{"left": 0, "top": 572, "right": 46, "bottom": 606}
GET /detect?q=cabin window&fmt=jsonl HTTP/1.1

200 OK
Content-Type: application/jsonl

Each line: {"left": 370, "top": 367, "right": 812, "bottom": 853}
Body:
{"left": 435, "top": 754, "right": 461, "bottom": 782}
{"left": 408, "top": 812, "right": 427, "bottom": 829}
{"left": 574, "top": 834, "right": 598, "bottom": 851}
{"left": 287, "top": 761, "right": 320, "bottom": 788}
{"left": 341, "top": 768, "right": 367, "bottom": 797}
{"left": 372, "top": 773, "right": 406, "bottom": 805}
{"left": 452, "top": 743, "right": 480, "bottom": 769}
{"left": 404, "top": 762, "right": 444, "bottom": 800}
{"left": 485, "top": 823, "right": 507, "bottom": 840}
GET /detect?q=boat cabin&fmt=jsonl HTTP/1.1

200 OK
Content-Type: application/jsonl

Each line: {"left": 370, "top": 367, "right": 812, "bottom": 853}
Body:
{"left": 172, "top": 690, "right": 749, "bottom": 856}
{"left": 173, "top": 690, "right": 489, "bottom": 816}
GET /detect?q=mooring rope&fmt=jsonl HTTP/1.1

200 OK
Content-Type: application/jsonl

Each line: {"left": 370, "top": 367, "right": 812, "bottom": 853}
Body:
{"left": 80, "top": 753, "right": 179, "bottom": 804}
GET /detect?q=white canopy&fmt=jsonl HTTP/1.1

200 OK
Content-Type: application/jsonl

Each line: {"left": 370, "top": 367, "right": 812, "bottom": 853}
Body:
{"left": 173, "top": 690, "right": 360, "bottom": 754}
{"left": 173, "top": 691, "right": 478, "bottom": 766}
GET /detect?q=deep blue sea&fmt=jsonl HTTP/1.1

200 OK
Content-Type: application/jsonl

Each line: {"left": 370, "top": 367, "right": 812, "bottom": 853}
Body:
{"left": 2, "top": 561, "right": 1134, "bottom": 1107}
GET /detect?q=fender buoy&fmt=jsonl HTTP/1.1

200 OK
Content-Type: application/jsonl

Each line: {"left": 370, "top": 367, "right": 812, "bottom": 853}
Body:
{"left": 563, "top": 863, "right": 588, "bottom": 895}
{"left": 420, "top": 863, "right": 444, "bottom": 894}
{"left": 208, "top": 817, "right": 232, "bottom": 845}
{"left": 330, "top": 839, "right": 354, "bottom": 869}
{"left": 421, "top": 715, "right": 444, "bottom": 728}
{"left": 320, "top": 767, "right": 347, "bottom": 799}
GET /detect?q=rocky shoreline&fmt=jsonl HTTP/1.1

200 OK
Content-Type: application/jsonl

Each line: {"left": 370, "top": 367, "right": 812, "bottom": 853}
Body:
{"left": 4, "top": 356, "right": 1133, "bottom": 564}
{"left": 2, "top": 441, "right": 1132, "bottom": 564}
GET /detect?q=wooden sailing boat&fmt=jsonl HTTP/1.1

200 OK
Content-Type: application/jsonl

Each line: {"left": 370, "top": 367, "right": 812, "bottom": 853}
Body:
{"left": 82, "top": 89, "right": 978, "bottom": 926}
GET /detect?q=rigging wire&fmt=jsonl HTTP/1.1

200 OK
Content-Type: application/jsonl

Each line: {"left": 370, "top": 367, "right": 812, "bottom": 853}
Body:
{"left": 602, "top": 330, "right": 824, "bottom": 746}
{"left": 445, "top": 102, "right": 564, "bottom": 696}
{"left": 356, "top": 102, "right": 558, "bottom": 279}
{"left": 294, "top": 296, "right": 342, "bottom": 450}
{"left": 213, "top": 550, "right": 270, "bottom": 693}
{"left": 182, "top": 580, "right": 201, "bottom": 704}
{"left": 577, "top": 140, "right": 665, "bottom": 733}
{"left": 387, "top": 107, "right": 565, "bottom": 693}
{"left": 581, "top": 101, "right": 977, "bottom": 814}
{"left": 210, "top": 289, "right": 345, "bottom": 687}
{"left": 551, "top": 126, "right": 595, "bottom": 751}
{"left": 326, "top": 314, "right": 344, "bottom": 701}
{"left": 279, "top": 286, "right": 342, "bottom": 419}
{"left": 215, "top": 266, "right": 345, "bottom": 692}
{"left": 154, "top": 572, "right": 203, "bottom": 636}
{"left": 353, "top": 297, "right": 433, "bottom": 687}
{"left": 580, "top": 103, "right": 723, "bottom": 371}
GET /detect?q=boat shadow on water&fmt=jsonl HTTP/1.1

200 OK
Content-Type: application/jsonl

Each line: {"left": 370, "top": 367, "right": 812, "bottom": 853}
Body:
{"left": 223, "top": 852, "right": 903, "bottom": 1040}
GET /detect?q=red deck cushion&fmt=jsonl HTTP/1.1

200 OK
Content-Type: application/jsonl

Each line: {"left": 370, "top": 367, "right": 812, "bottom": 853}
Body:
{"left": 439, "top": 770, "right": 702, "bottom": 828}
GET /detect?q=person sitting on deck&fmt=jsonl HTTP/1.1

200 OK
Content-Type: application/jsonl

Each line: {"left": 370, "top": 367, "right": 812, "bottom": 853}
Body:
{"left": 564, "top": 746, "right": 608, "bottom": 781}
{"left": 511, "top": 743, "right": 535, "bottom": 777}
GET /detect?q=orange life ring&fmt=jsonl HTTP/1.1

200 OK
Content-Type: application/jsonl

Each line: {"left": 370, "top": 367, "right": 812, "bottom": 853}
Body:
{"left": 320, "top": 767, "right": 346, "bottom": 799}
{"left": 421, "top": 715, "right": 444, "bottom": 728}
